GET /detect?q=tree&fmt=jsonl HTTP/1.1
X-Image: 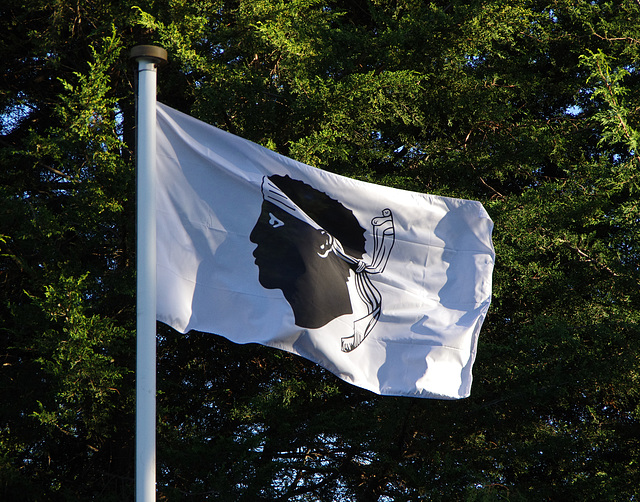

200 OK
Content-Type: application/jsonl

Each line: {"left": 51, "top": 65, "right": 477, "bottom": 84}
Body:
{"left": 0, "top": 1, "right": 139, "bottom": 499}
{"left": 1, "top": 0, "right": 639, "bottom": 500}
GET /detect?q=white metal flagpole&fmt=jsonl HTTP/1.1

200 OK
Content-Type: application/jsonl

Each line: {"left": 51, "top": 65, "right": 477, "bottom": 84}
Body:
{"left": 130, "top": 45, "right": 167, "bottom": 502}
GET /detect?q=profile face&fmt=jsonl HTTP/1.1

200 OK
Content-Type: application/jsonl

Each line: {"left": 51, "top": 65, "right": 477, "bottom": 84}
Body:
{"left": 249, "top": 175, "right": 366, "bottom": 330}
{"left": 250, "top": 201, "right": 317, "bottom": 290}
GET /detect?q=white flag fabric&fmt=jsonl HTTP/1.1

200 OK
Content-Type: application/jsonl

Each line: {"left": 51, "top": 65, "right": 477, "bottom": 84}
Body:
{"left": 156, "top": 103, "right": 495, "bottom": 399}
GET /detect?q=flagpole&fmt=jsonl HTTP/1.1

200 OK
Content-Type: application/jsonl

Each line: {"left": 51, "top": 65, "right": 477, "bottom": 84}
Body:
{"left": 131, "top": 45, "right": 167, "bottom": 502}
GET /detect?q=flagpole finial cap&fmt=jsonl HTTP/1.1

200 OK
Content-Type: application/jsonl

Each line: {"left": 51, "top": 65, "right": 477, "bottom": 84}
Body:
{"left": 130, "top": 45, "right": 168, "bottom": 65}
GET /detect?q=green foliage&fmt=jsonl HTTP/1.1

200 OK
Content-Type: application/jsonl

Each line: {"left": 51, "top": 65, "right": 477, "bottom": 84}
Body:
{"left": 1, "top": 2, "right": 137, "bottom": 500}
{"left": 581, "top": 48, "right": 640, "bottom": 155}
{"left": 1, "top": 0, "right": 640, "bottom": 500}
{"left": 30, "top": 274, "right": 130, "bottom": 438}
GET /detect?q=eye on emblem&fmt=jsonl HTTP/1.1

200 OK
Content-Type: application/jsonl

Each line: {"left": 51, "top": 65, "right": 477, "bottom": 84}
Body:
{"left": 268, "top": 212, "right": 284, "bottom": 228}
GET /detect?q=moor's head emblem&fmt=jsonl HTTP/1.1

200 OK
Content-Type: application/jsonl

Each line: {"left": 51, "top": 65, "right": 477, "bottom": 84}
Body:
{"left": 250, "top": 175, "right": 394, "bottom": 352}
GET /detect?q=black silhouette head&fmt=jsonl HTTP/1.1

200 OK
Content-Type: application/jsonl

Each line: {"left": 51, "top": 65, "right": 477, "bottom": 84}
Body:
{"left": 250, "top": 175, "right": 366, "bottom": 329}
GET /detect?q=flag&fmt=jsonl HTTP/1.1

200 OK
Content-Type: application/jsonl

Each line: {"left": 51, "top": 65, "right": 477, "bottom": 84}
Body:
{"left": 155, "top": 103, "right": 495, "bottom": 399}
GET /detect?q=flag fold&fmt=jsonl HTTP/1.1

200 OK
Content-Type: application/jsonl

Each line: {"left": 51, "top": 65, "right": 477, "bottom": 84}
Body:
{"left": 156, "top": 103, "right": 495, "bottom": 399}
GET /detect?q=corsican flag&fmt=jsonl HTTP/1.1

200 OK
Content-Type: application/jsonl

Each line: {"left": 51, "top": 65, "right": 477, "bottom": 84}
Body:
{"left": 156, "top": 103, "right": 495, "bottom": 399}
